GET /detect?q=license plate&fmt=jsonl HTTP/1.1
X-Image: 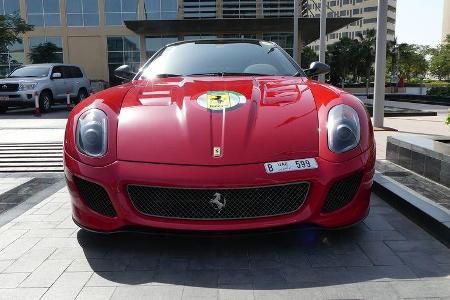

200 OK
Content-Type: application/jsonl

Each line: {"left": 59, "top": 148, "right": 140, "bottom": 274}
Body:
{"left": 264, "top": 158, "right": 318, "bottom": 174}
{"left": 0, "top": 96, "right": 9, "bottom": 101}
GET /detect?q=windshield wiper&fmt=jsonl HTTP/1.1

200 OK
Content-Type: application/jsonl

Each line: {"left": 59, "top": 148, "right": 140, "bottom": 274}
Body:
{"left": 153, "top": 73, "right": 183, "bottom": 78}
{"left": 187, "top": 72, "right": 270, "bottom": 77}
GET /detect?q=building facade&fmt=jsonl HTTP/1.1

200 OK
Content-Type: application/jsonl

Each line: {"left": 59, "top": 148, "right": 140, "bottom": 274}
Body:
{"left": 0, "top": 0, "right": 375, "bottom": 84}
{"left": 308, "top": 0, "right": 396, "bottom": 51}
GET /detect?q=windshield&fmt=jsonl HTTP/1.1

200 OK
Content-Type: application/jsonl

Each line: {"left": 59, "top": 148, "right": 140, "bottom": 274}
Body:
{"left": 139, "top": 41, "right": 302, "bottom": 79}
{"left": 8, "top": 66, "right": 50, "bottom": 78}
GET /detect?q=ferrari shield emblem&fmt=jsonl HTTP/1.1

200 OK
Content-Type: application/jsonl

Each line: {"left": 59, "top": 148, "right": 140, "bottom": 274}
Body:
{"left": 207, "top": 91, "right": 231, "bottom": 110}
{"left": 197, "top": 90, "right": 246, "bottom": 111}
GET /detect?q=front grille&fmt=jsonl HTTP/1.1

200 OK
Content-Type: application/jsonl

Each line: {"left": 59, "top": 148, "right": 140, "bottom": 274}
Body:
{"left": 73, "top": 176, "right": 117, "bottom": 217}
{"left": 0, "top": 83, "right": 19, "bottom": 92}
{"left": 321, "top": 172, "right": 363, "bottom": 213}
{"left": 127, "top": 183, "right": 310, "bottom": 220}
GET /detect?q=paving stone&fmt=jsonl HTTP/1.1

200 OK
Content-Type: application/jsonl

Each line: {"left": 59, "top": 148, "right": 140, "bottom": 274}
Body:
{"left": 355, "top": 282, "right": 401, "bottom": 300}
{"left": 363, "top": 216, "right": 395, "bottom": 231}
{"left": 4, "top": 247, "right": 55, "bottom": 273}
{"left": 86, "top": 271, "right": 155, "bottom": 287}
{"left": 386, "top": 240, "right": 448, "bottom": 253}
{"left": 75, "top": 287, "right": 116, "bottom": 300}
{"left": 0, "top": 259, "right": 14, "bottom": 272}
{"left": 0, "top": 230, "right": 28, "bottom": 250}
{"left": 391, "top": 279, "right": 450, "bottom": 298}
{"left": 67, "top": 258, "right": 129, "bottom": 272}
{"left": 182, "top": 286, "right": 218, "bottom": 300}
{"left": 111, "top": 285, "right": 183, "bottom": 300}
{"left": 396, "top": 251, "right": 450, "bottom": 277}
{"left": 0, "top": 273, "right": 29, "bottom": 288}
{"left": 345, "top": 265, "right": 418, "bottom": 281}
{"left": 0, "top": 237, "right": 41, "bottom": 260}
{"left": 40, "top": 271, "right": 92, "bottom": 300}
{"left": 254, "top": 286, "right": 324, "bottom": 300}
{"left": 218, "top": 284, "right": 254, "bottom": 300}
{"left": 319, "top": 283, "right": 365, "bottom": 299}
{"left": 357, "top": 241, "right": 405, "bottom": 266}
{"left": 0, "top": 288, "right": 48, "bottom": 300}
{"left": 20, "top": 259, "right": 72, "bottom": 288}
{"left": 218, "top": 269, "right": 253, "bottom": 285}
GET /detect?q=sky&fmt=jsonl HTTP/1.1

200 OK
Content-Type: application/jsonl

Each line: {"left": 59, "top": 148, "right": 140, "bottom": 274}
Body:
{"left": 395, "top": 0, "right": 444, "bottom": 46}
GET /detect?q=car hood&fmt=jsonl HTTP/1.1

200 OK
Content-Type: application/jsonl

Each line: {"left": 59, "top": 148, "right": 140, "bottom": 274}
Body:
{"left": 117, "top": 76, "right": 320, "bottom": 166}
{"left": 0, "top": 77, "right": 44, "bottom": 83}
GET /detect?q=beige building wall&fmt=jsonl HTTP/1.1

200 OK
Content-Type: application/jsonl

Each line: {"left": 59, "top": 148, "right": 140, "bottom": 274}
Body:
{"left": 308, "top": 0, "right": 397, "bottom": 50}
{"left": 443, "top": 0, "right": 450, "bottom": 41}
{"left": 19, "top": 0, "right": 140, "bottom": 82}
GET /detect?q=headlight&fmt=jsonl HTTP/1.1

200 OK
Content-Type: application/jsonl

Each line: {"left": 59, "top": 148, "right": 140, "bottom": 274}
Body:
{"left": 18, "top": 82, "right": 38, "bottom": 91}
{"left": 327, "top": 104, "right": 360, "bottom": 153}
{"left": 76, "top": 109, "right": 108, "bottom": 157}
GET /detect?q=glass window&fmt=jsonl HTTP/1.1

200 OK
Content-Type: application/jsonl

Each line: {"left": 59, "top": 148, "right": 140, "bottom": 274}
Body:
{"left": 262, "top": 0, "right": 294, "bottom": 18}
{"left": 0, "top": 39, "right": 24, "bottom": 77}
{"left": 144, "top": 0, "right": 177, "bottom": 20}
{"left": 1, "top": 0, "right": 20, "bottom": 15}
{"left": 183, "top": 0, "right": 216, "bottom": 19}
{"left": 105, "top": 0, "right": 138, "bottom": 25}
{"left": 223, "top": 0, "right": 256, "bottom": 18}
{"left": 263, "top": 33, "right": 293, "bottom": 56}
{"left": 145, "top": 36, "right": 179, "bottom": 58}
{"left": 67, "top": 0, "right": 99, "bottom": 26}
{"left": 107, "top": 36, "right": 140, "bottom": 85}
{"left": 30, "top": 36, "right": 63, "bottom": 63}
{"left": 27, "top": 0, "right": 61, "bottom": 27}
{"left": 139, "top": 41, "right": 300, "bottom": 79}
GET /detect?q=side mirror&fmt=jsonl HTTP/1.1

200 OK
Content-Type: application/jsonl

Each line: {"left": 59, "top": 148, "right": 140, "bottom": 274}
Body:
{"left": 51, "top": 72, "right": 62, "bottom": 79}
{"left": 114, "top": 65, "right": 136, "bottom": 81}
{"left": 304, "top": 62, "right": 330, "bottom": 77}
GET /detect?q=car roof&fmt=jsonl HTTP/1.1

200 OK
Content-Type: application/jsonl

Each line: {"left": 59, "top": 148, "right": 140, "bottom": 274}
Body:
{"left": 164, "top": 38, "right": 277, "bottom": 48}
{"left": 21, "top": 63, "right": 82, "bottom": 68}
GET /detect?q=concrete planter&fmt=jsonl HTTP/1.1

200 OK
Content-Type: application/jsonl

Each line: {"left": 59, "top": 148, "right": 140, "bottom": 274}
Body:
{"left": 386, "top": 135, "right": 450, "bottom": 188}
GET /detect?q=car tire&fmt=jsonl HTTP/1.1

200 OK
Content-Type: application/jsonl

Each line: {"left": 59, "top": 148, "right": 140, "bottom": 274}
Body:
{"left": 0, "top": 106, "right": 7, "bottom": 114}
{"left": 75, "top": 88, "right": 89, "bottom": 104}
{"left": 39, "top": 90, "right": 52, "bottom": 113}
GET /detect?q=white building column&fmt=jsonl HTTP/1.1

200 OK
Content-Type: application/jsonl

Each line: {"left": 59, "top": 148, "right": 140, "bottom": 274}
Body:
{"left": 373, "top": 0, "right": 388, "bottom": 128}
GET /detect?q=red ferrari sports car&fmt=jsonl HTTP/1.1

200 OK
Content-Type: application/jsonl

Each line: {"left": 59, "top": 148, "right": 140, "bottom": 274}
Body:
{"left": 64, "top": 40, "right": 375, "bottom": 233}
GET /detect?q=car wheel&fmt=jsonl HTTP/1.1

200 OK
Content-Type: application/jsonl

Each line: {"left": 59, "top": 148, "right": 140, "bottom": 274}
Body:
{"left": 75, "top": 88, "right": 89, "bottom": 104}
{"left": 0, "top": 106, "right": 7, "bottom": 114}
{"left": 39, "top": 91, "right": 52, "bottom": 113}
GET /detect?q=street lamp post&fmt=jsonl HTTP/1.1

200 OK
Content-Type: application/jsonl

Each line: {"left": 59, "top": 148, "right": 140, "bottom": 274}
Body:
{"left": 373, "top": 0, "right": 389, "bottom": 128}
{"left": 318, "top": 0, "right": 327, "bottom": 83}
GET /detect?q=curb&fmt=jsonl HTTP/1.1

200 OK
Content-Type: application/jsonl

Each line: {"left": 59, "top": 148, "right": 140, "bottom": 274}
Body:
{"left": 373, "top": 171, "right": 450, "bottom": 247}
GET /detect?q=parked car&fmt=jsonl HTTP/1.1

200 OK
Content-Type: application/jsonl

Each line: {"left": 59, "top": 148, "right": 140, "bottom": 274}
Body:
{"left": 64, "top": 39, "right": 375, "bottom": 233}
{"left": 0, "top": 64, "right": 91, "bottom": 113}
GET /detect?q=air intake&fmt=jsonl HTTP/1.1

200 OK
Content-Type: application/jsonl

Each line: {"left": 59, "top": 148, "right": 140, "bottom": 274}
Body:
{"left": 73, "top": 176, "right": 117, "bottom": 217}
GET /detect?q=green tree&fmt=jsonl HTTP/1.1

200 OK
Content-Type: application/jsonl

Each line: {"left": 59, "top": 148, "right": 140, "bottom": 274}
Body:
{"left": 326, "top": 37, "right": 360, "bottom": 86}
{"left": 429, "top": 35, "right": 450, "bottom": 80}
{"left": 396, "top": 43, "right": 428, "bottom": 80}
{"left": 28, "top": 42, "right": 60, "bottom": 64}
{"left": 355, "top": 29, "right": 376, "bottom": 92}
{"left": 301, "top": 46, "right": 318, "bottom": 69}
{"left": 0, "top": 14, "right": 33, "bottom": 54}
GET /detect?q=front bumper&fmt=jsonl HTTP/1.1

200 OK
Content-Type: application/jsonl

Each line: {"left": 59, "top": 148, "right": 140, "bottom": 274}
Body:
{"left": 65, "top": 148, "right": 375, "bottom": 232}
{"left": 0, "top": 91, "right": 35, "bottom": 107}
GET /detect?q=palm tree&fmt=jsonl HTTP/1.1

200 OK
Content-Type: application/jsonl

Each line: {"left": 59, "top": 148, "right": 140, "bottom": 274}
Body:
{"left": 387, "top": 38, "right": 399, "bottom": 92}
{"left": 356, "top": 29, "right": 376, "bottom": 95}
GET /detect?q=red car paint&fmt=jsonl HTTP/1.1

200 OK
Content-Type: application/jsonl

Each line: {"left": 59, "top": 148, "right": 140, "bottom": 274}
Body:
{"left": 64, "top": 76, "right": 375, "bottom": 232}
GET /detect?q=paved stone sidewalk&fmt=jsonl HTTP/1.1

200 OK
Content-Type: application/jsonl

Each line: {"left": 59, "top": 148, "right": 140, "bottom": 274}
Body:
{"left": 0, "top": 184, "right": 449, "bottom": 300}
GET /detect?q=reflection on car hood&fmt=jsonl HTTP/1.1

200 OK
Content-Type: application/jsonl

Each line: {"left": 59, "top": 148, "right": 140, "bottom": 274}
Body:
{"left": 117, "top": 76, "right": 321, "bottom": 166}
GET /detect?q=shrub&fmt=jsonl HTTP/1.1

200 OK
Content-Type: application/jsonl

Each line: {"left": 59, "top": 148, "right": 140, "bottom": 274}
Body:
{"left": 427, "top": 86, "right": 450, "bottom": 96}
{"left": 446, "top": 110, "right": 450, "bottom": 125}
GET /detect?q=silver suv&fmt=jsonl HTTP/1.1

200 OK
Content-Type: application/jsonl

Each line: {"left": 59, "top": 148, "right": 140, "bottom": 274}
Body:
{"left": 0, "top": 64, "right": 91, "bottom": 113}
